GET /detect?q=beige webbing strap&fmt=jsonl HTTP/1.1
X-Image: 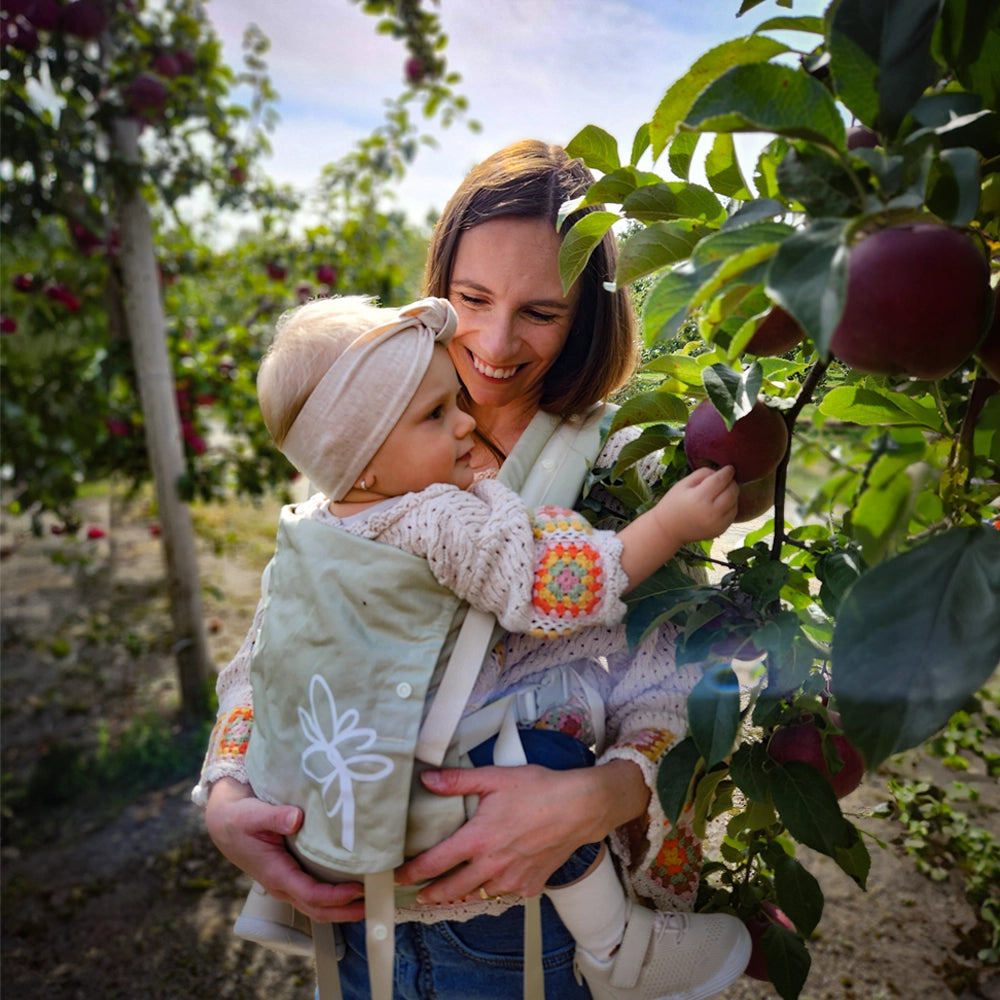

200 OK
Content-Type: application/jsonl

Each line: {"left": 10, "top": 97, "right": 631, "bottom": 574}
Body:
{"left": 364, "top": 870, "right": 397, "bottom": 1000}
{"left": 523, "top": 894, "right": 545, "bottom": 1000}
{"left": 313, "top": 920, "right": 344, "bottom": 1000}
{"left": 415, "top": 606, "right": 498, "bottom": 767}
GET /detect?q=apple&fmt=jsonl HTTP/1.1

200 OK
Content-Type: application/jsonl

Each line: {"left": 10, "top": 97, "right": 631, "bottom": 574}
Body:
{"left": 830, "top": 224, "right": 992, "bottom": 379}
{"left": 267, "top": 260, "right": 288, "bottom": 281}
{"left": 25, "top": 0, "right": 60, "bottom": 30}
{"left": 59, "top": 0, "right": 107, "bottom": 39}
{"left": 45, "top": 283, "right": 82, "bottom": 312}
{"left": 405, "top": 56, "right": 426, "bottom": 84}
{"left": 0, "top": 0, "right": 33, "bottom": 17}
{"left": 173, "top": 48, "right": 195, "bottom": 75}
{"left": 125, "top": 73, "right": 169, "bottom": 118}
{"left": 13, "top": 272, "right": 35, "bottom": 292}
{"left": 152, "top": 51, "right": 181, "bottom": 79}
{"left": 735, "top": 470, "right": 776, "bottom": 523}
{"left": 744, "top": 902, "right": 796, "bottom": 981}
{"left": 768, "top": 714, "right": 865, "bottom": 799}
{"left": 975, "top": 285, "right": 1000, "bottom": 382}
{"left": 1, "top": 315, "right": 17, "bottom": 334}
{"left": 4, "top": 16, "right": 37, "bottom": 50}
{"left": 685, "top": 399, "right": 789, "bottom": 484}
{"left": 228, "top": 164, "right": 246, "bottom": 186}
{"left": 846, "top": 125, "right": 879, "bottom": 150}
{"left": 316, "top": 263, "right": 337, "bottom": 285}
{"left": 745, "top": 306, "right": 803, "bottom": 357}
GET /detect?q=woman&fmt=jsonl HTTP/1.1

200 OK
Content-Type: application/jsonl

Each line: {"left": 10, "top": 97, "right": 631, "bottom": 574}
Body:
{"left": 199, "top": 142, "right": 747, "bottom": 999}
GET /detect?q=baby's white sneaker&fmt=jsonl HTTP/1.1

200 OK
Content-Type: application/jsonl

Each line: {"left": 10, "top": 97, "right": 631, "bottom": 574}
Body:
{"left": 233, "top": 881, "right": 314, "bottom": 957}
{"left": 574, "top": 903, "right": 752, "bottom": 1000}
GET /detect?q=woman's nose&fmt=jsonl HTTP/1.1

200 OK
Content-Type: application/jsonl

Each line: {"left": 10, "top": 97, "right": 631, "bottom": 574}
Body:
{"left": 476, "top": 310, "right": 517, "bottom": 359}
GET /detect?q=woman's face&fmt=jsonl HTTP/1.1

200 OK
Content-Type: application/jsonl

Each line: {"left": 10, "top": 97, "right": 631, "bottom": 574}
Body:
{"left": 447, "top": 216, "right": 580, "bottom": 421}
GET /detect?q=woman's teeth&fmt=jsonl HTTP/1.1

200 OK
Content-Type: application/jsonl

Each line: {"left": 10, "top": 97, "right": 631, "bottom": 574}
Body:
{"left": 472, "top": 355, "right": 519, "bottom": 380}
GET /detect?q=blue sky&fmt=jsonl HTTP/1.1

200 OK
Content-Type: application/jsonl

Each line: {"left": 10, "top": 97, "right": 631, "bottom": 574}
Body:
{"left": 205, "top": 0, "right": 827, "bottom": 224}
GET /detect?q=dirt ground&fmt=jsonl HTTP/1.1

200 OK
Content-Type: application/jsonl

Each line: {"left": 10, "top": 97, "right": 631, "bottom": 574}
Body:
{"left": 1, "top": 489, "right": 998, "bottom": 1000}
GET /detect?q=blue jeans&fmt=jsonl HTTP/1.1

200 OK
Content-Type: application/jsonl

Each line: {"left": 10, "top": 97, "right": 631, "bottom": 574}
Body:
{"left": 335, "top": 728, "right": 598, "bottom": 998}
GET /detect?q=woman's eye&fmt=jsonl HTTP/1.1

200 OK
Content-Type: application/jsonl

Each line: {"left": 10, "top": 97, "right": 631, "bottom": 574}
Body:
{"left": 526, "top": 309, "right": 557, "bottom": 323}
{"left": 457, "top": 292, "right": 485, "bottom": 307}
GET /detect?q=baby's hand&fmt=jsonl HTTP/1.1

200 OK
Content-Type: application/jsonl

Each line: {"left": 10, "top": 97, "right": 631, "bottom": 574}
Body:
{"left": 660, "top": 465, "right": 739, "bottom": 542}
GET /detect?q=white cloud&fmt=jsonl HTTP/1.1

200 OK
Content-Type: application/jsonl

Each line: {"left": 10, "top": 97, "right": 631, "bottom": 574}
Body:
{"left": 204, "top": 0, "right": 826, "bottom": 222}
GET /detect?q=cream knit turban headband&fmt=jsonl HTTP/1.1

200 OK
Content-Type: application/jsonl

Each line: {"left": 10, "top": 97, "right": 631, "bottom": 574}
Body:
{"left": 280, "top": 296, "right": 458, "bottom": 501}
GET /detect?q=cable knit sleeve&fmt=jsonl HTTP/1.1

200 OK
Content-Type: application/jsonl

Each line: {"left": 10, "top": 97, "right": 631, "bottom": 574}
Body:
{"left": 190, "top": 563, "right": 270, "bottom": 805}
{"left": 366, "top": 481, "right": 630, "bottom": 638}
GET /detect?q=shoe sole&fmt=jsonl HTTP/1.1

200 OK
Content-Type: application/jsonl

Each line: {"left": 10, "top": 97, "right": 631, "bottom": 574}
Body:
{"left": 233, "top": 915, "right": 314, "bottom": 957}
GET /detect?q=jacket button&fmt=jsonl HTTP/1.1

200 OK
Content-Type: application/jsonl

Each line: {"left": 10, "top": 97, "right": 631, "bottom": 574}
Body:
{"left": 396, "top": 682, "right": 413, "bottom": 699}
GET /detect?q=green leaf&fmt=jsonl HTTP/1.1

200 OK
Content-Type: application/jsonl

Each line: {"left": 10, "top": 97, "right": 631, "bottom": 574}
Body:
{"left": 655, "top": 735, "right": 701, "bottom": 826}
{"left": 775, "top": 143, "right": 862, "bottom": 218}
{"left": 771, "top": 850, "right": 824, "bottom": 937}
{"left": 926, "top": 146, "right": 983, "bottom": 225}
{"left": 754, "top": 15, "right": 824, "bottom": 36}
{"left": 565, "top": 124, "right": 621, "bottom": 174}
{"left": 610, "top": 389, "right": 688, "bottom": 433}
{"left": 668, "top": 130, "right": 700, "bottom": 182}
{"left": 739, "top": 559, "right": 790, "bottom": 605}
{"left": 688, "top": 663, "right": 742, "bottom": 767}
{"left": 762, "top": 924, "right": 812, "bottom": 1000}
{"left": 819, "top": 385, "right": 944, "bottom": 430}
{"left": 765, "top": 218, "right": 849, "bottom": 359}
{"left": 615, "top": 220, "right": 706, "bottom": 287}
{"left": 641, "top": 353, "right": 705, "bottom": 387}
{"left": 557, "top": 211, "right": 618, "bottom": 293}
{"left": 702, "top": 361, "right": 763, "bottom": 426}
{"left": 630, "top": 122, "right": 651, "bottom": 167}
{"left": 683, "top": 63, "right": 846, "bottom": 148}
{"left": 828, "top": 0, "right": 943, "bottom": 139}
{"left": 832, "top": 526, "right": 1000, "bottom": 770}
{"left": 705, "top": 132, "right": 752, "bottom": 199}
{"left": 649, "top": 35, "right": 790, "bottom": 158}
{"left": 934, "top": 0, "right": 1000, "bottom": 112}
{"left": 693, "top": 220, "right": 794, "bottom": 264}
{"left": 612, "top": 426, "right": 675, "bottom": 481}
{"left": 729, "top": 740, "right": 773, "bottom": 802}
{"left": 641, "top": 264, "right": 714, "bottom": 347}
{"left": 852, "top": 469, "right": 918, "bottom": 565}
{"left": 771, "top": 761, "right": 858, "bottom": 858}
{"left": 622, "top": 182, "right": 726, "bottom": 225}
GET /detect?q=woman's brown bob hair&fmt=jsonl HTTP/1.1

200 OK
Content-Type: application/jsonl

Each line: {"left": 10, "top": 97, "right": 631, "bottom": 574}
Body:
{"left": 424, "top": 140, "right": 638, "bottom": 417}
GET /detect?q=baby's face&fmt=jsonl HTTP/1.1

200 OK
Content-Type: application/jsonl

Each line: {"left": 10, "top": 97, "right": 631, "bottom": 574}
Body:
{"left": 367, "top": 346, "right": 477, "bottom": 495}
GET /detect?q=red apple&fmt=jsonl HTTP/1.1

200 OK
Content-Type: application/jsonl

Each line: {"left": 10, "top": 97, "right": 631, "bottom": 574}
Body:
{"left": 173, "top": 48, "right": 195, "bottom": 75}
{"left": 830, "top": 224, "right": 992, "bottom": 379}
{"left": 405, "top": 56, "right": 426, "bottom": 84}
{"left": 846, "top": 125, "right": 879, "bottom": 150}
{"left": 59, "top": 0, "right": 106, "bottom": 39}
{"left": 13, "top": 272, "right": 35, "bottom": 292}
{"left": 125, "top": 72, "right": 168, "bottom": 118}
{"left": 744, "top": 902, "right": 795, "bottom": 981}
{"left": 735, "top": 470, "right": 776, "bottom": 523}
{"left": 152, "top": 51, "right": 181, "bottom": 79}
{"left": 25, "top": 0, "right": 60, "bottom": 30}
{"left": 685, "top": 399, "right": 789, "bottom": 484}
{"left": 45, "top": 283, "right": 81, "bottom": 312}
{"left": 1, "top": 315, "right": 17, "bottom": 334}
{"left": 745, "top": 306, "right": 803, "bottom": 357}
{"left": 768, "top": 715, "right": 865, "bottom": 799}
{"left": 975, "top": 285, "right": 1000, "bottom": 382}
{"left": 267, "top": 260, "right": 288, "bottom": 281}
{"left": 4, "top": 16, "right": 37, "bottom": 50}
{"left": 228, "top": 164, "right": 246, "bottom": 186}
{"left": 316, "top": 263, "right": 337, "bottom": 285}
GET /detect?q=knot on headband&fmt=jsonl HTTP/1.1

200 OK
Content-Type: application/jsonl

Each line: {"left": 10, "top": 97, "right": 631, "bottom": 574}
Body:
{"left": 280, "top": 296, "right": 458, "bottom": 501}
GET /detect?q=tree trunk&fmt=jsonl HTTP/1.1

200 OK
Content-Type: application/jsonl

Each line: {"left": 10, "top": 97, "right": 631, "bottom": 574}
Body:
{"left": 111, "top": 116, "right": 213, "bottom": 721}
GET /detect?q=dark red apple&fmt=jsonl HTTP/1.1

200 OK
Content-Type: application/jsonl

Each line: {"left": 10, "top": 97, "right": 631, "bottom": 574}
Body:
{"left": 830, "top": 224, "right": 992, "bottom": 379}
{"left": 405, "top": 56, "right": 426, "bottom": 84}
{"left": 59, "top": 0, "right": 107, "bottom": 39}
{"left": 13, "top": 272, "right": 35, "bottom": 292}
{"left": 685, "top": 399, "right": 789, "bottom": 484}
{"left": 768, "top": 715, "right": 865, "bottom": 799}
{"left": 316, "top": 263, "right": 337, "bottom": 285}
{"left": 744, "top": 902, "right": 795, "bottom": 981}
{"left": 735, "top": 470, "right": 776, "bottom": 523}
{"left": 1, "top": 315, "right": 18, "bottom": 334}
{"left": 173, "top": 48, "right": 195, "bottom": 75}
{"left": 152, "top": 51, "right": 181, "bottom": 79}
{"left": 4, "top": 16, "right": 37, "bottom": 50}
{"left": 745, "top": 306, "right": 803, "bottom": 357}
{"left": 25, "top": 0, "right": 60, "bottom": 30}
{"left": 846, "top": 125, "right": 879, "bottom": 150}
{"left": 45, "top": 283, "right": 81, "bottom": 312}
{"left": 267, "top": 260, "right": 288, "bottom": 281}
{"left": 125, "top": 73, "right": 169, "bottom": 118}
{"left": 975, "top": 285, "right": 1000, "bottom": 382}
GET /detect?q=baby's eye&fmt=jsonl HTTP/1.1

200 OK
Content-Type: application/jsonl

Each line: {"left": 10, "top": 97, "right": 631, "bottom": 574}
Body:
{"left": 428, "top": 404, "right": 445, "bottom": 420}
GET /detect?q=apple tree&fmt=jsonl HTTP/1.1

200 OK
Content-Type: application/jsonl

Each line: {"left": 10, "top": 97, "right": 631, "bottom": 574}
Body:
{"left": 559, "top": 2, "right": 999, "bottom": 994}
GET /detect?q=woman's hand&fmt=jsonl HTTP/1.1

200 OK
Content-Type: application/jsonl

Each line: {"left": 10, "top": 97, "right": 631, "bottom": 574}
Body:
{"left": 396, "top": 759, "right": 648, "bottom": 903}
{"left": 204, "top": 777, "right": 366, "bottom": 922}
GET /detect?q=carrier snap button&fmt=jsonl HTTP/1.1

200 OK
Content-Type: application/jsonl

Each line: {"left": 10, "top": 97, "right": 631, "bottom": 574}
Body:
{"left": 371, "top": 923, "right": 389, "bottom": 941}
{"left": 396, "top": 682, "right": 412, "bottom": 699}
{"left": 541, "top": 459, "right": 555, "bottom": 470}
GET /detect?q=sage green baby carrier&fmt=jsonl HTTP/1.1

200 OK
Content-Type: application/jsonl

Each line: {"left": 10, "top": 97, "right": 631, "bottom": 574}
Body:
{"left": 246, "top": 405, "right": 615, "bottom": 1000}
